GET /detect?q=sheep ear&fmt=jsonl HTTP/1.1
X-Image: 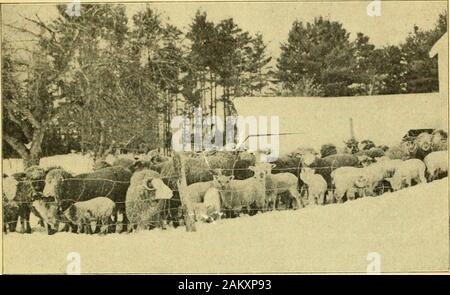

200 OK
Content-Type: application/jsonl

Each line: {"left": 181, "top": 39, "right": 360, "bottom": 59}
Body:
{"left": 229, "top": 175, "right": 234, "bottom": 180}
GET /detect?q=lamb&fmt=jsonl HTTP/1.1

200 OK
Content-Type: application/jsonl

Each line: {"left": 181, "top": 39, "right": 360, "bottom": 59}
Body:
{"left": 302, "top": 153, "right": 360, "bottom": 194}
{"left": 369, "top": 158, "right": 404, "bottom": 194}
{"left": 299, "top": 168, "right": 327, "bottom": 205}
{"left": 360, "top": 164, "right": 386, "bottom": 196}
{"left": 212, "top": 168, "right": 266, "bottom": 217}
{"left": 192, "top": 187, "right": 222, "bottom": 223}
{"left": 385, "top": 159, "right": 426, "bottom": 191}
{"left": 423, "top": 151, "right": 448, "bottom": 181}
{"left": 186, "top": 181, "right": 215, "bottom": 203}
{"left": 375, "top": 158, "right": 403, "bottom": 176}
{"left": 331, "top": 167, "right": 369, "bottom": 203}
{"left": 63, "top": 197, "right": 116, "bottom": 234}
{"left": 251, "top": 163, "right": 303, "bottom": 210}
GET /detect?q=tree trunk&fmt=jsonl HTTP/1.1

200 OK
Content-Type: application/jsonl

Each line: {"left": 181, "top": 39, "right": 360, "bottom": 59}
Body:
{"left": 172, "top": 152, "right": 196, "bottom": 232}
{"left": 23, "top": 155, "right": 40, "bottom": 169}
{"left": 27, "top": 127, "right": 45, "bottom": 168}
{"left": 209, "top": 72, "right": 214, "bottom": 132}
{"left": 4, "top": 127, "right": 45, "bottom": 170}
{"left": 95, "top": 120, "right": 107, "bottom": 161}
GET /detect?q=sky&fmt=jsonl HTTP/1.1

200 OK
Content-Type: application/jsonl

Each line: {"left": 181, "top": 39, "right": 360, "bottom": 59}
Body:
{"left": 2, "top": 1, "right": 448, "bottom": 60}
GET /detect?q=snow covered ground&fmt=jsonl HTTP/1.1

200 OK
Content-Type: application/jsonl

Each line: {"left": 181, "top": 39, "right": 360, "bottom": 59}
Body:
{"left": 2, "top": 178, "right": 448, "bottom": 274}
{"left": 2, "top": 153, "right": 94, "bottom": 175}
{"left": 2, "top": 153, "right": 138, "bottom": 176}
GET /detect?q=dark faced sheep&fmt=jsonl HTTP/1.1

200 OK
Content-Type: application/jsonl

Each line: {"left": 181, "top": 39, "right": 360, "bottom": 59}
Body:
{"left": 31, "top": 197, "right": 62, "bottom": 235}
{"left": 2, "top": 193, "right": 19, "bottom": 234}
{"left": 43, "top": 166, "right": 132, "bottom": 233}
{"left": 2, "top": 166, "right": 48, "bottom": 234}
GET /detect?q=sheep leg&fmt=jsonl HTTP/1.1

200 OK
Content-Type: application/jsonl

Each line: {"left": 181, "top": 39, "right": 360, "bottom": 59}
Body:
{"left": 111, "top": 209, "right": 120, "bottom": 233}
{"left": 307, "top": 192, "right": 316, "bottom": 206}
{"left": 427, "top": 171, "right": 435, "bottom": 182}
{"left": 93, "top": 221, "right": 101, "bottom": 234}
{"left": 418, "top": 171, "right": 427, "bottom": 184}
{"left": 69, "top": 223, "right": 78, "bottom": 233}
{"left": 85, "top": 221, "right": 93, "bottom": 235}
{"left": 335, "top": 190, "right": 345, "bottom": 203}
{"left": 405, "top": 177, "right": 412, "bottom": 188}
{"left": 271, "top": 194, "right": 277, "bottom": 211}
{"left": 54, "top": 221, "right": 60, "bottom": 232}
{"left": 46, "top": 222, "right": 57, "bottom": 235}
{"left": 109, "top": 214, "right": 117, "bottom": 233}
{"left": 61, "top": 223, "right": 69, "bottom": 232}
{"left": 326, "top": 190, "right": 334, "bottom": 204}
{"left": 120, "top": 208, "right": 128, "bottom": 233}
{"left": 79, "top": 222, "right": 85, "bottom": 234}
{"left": 20, "top": 206, "right": 32, "bottom": 234}
{"left": 318, "top": 192, "right": 325, "bottom": 205}
{"left": 8, "top": 216, "right": 18, "bottom": 233}
{"left": 347, "top": 189, "right": 356, "bottom": 201}
{"left": 300, "top": 187, "right": 308, "bottom": 207}
{"left": 288, "top": 188, "right": 303, "bottom": 209}
{"left": 99, "top": 218, "right": 108, "bottom": 234}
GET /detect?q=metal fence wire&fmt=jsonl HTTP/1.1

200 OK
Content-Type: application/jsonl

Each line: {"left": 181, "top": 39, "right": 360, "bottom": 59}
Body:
{"left": 3, "top": 162, "right": 443, "bottom": 234}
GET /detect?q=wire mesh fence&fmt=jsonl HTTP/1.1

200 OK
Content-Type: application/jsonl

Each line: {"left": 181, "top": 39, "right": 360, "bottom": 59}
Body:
{"left": 3, "top": 160, "right": 444, "bottom": 234}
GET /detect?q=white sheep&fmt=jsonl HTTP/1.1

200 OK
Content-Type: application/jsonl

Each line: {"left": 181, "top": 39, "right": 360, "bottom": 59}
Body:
{"left": 361, "top": 164, "right": 385, "bottom": 196}
{"left": 63, "top": 197, "right": 116, "bottom": 234}
{"left": 385, "top": 159, "right": 426, "bottom": 191}
{"left": 331, "top": 167, "right": 369, "bottom": 203}
{"left": 251, "top": 163, "right": 303, "bottom": 210}
{"left": 186, "top": 181, "right": 214, "bottom": 203}
{"left": 423, "top": 151, "right": 448, "bottom": 181}
{"left": 299, "top": 167, "right": 327, "bottom": 205}
{"left": 192, "top": 187, "right": 222, "bottom": 223}
{"left": 212, "top": 169, "right": 266, "bottom": 216}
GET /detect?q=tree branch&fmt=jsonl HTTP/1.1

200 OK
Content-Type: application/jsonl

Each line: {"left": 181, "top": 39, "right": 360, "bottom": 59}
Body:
{"left": 30, "top": 128, "right": 45, "bottom": 155}
{"left": 4, "top": 23, "right": 41, "bottom": 38}
{"left": 7, "top": 110, "right": 33, "bottom": 141}
{"left": 3, "top": 133, "right": 29, "bottom": 159}
{"left": 4, "top": 100, "right": 42, "bottom": 129}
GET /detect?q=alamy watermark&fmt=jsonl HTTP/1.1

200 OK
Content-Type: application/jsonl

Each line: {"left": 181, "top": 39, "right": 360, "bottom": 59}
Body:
{"left": 366, "top": 252, "right": 381, "bottom": 274}
{"left": 66, "top": 0, "right": 81, "bottom": 17}
{"left": 171, "top": 108, "right": 280, "bottom": 162}
{"left": 66, "top": 252, "right": 81, "bottom": 275}
{"left": 367, "top": 0, "right": 382, "bottom": 17}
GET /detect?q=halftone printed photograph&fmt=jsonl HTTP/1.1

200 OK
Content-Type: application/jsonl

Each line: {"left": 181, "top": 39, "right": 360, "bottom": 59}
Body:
{"left": 0, "top": 0, "right": 448, "bottom": 276}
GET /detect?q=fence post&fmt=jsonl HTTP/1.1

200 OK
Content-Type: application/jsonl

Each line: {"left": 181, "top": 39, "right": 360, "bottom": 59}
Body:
{"left": 172, "top": 151, "right": 196, "bottom": 232}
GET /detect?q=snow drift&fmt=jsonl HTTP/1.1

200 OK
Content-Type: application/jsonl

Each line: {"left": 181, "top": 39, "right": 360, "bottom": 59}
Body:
{"left": 3, "top": 178, "right": 448, "bottom": 274}
{"left": 3, "top": 153, "right": 94, "bottom": 176}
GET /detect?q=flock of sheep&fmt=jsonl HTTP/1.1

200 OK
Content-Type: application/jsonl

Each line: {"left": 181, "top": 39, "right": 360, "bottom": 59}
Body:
{"left": 2, "top": 131, "right": 448, "bottom": 235}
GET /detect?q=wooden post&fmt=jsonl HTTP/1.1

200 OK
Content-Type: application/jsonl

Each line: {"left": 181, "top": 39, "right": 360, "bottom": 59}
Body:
{"left": 172, "top": 152, "right": 196, "bottom": 232}
{"left": 349, "top": 117, "right": 355, "bottom": 140}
